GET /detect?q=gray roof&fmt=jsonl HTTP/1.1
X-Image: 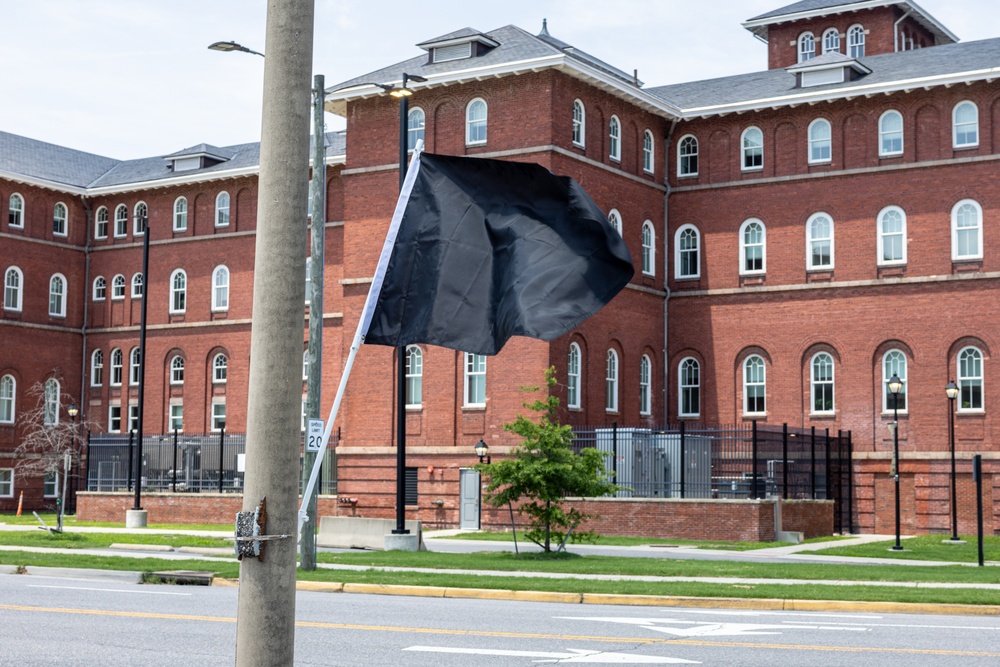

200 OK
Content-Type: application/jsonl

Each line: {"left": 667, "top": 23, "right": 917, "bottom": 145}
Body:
{"left": 416, "top": 28, "right": 491, "bottom": 48}
{"left": 0, "top": 131, "right": 119, "bottom": 189}
{"left": 647, "top": 36, "right": 1000, "bottom": 113}
{"left": 164, "top": 143, "right": 237, "bottom": 161}
{"left": 748, "top": 0, "right": 875, "bottom": 22}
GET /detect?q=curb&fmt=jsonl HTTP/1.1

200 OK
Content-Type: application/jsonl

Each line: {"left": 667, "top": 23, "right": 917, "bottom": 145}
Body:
{"left": 15, "top": 566, "right": 144, "bottom": 584}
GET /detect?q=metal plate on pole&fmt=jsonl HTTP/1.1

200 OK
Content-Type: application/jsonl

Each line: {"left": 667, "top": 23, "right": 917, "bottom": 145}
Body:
{"left": 306, "top": 419, "right": 324, "bottom": 453}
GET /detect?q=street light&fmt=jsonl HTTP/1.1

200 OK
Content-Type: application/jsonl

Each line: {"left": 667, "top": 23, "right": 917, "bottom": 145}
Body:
{"left": 67, "top": 403, "right": 79, "bottom": 513}
{"left": 944, "top": 380, "right": 962, "bottom": 543}
{"left": 888, "top": 373, "right": 904, "bottom": 551}
{"left": 474, "top": 439, "right": 490, "bottom": 465}
{"left": 207, "top": 40, "right": 265, "bottom": 58}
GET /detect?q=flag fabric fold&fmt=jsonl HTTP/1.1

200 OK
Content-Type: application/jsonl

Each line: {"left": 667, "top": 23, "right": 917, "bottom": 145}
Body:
{"left": 363, "top": 152, "right": 634, "bottom": 356}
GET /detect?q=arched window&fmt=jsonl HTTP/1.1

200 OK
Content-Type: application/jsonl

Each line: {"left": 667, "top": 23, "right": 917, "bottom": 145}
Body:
{"left": 93, "top": 276, "right": 107, "bottom": 301}
{"left": 798, "top": 32, "right": 816, "bottom": 62}
{"left": 952, "top": 199, "right": 983, "bottom": 261}
{"left": 678, "top": 135, "right": 699, "bottom": 177}
{"left": 215, "top": 192, "right": 230, "bottom": 227}
{"left": 739, "top": 219, "right": 766, "bottom": 275}
{"left": 94, "top": 206, "right": 109, "bottom": 239}
{"left": 879, "top": 110, "right": 903, "bottom": 156}
{"left": 170, "top": 269, "right": 187, "bottom": 313}
{"left": 407, "top": 108, "right": 425, "bottom": 151}
{"left": 607, "top": 209, "right": 622, "bottom": 236}
{"left": 808, "top": 119, "right": 832, "bottom": 163}
{"left": 572, "top": 100, "right": 585, "bottom": 147}
{"left": 605, "top": 349, "right": 619, "bottom": 413}
{"left": 643, "top": 129, "right": 654, "bottom": 173}
{"left": 170, "top": 355, "right": 185, "bottom": 385}
{"left": 213, "top": 354, "right": 228, "bottom": 384}
{"left": 822, "top": 28, "right": 840, "bottom": 54}
{"left": 958, "top": 347, "right": 984, "bottom": 412}
{"left": 4, "top": 267, "right": 23, "bottom": 311}
{"left": 129, "top": 347, "right": 141, "bottom": 385}
{"left": 48, "top": 274, "right": 66, "bottom": 317}
{"left": 465, "top": 98, "right": 487, "bottom": 145}
{"left": 609, "top": 116, "right": 621, "bottom": 161}
{"left": 679, "top": 357, "right": 700, "bottom": 418}
{"left": 112, "top": 274, "right": 126, "bottom": 300}
{"left": 110, "top": 348, "right": 123, "bottom": 386}
{"left": 882, "top": 350, "right": 907, "bottom": 412}
{"left": 811, "top": 352, "right": 835, "bottom": 414}
{"left": 173, "top": 197, "right": 188, "bottom": 232}
{"left": 91, "top": 350, "right": 103, "bottom": 387}
{"left": 53, "top": 202, "right": 68, "bottom": 236}
{"left": 878, "top": 206, "right": 907, "bottom": 265}
{"left": 212, "top": 266, "right": 229, "bottom": 311}
{"left": 464, "top": 352, "right": 486, "bottom": 407}
{"left": 0, "top": 375, "right": 15, "bottom": 423}
{"left": 405, "top": 345, "right": 423, "bottom": 407}
{"left": 743, "top": 355, "right": 766, "bottom": 415}
{"left": 953, "top": 101, "right": 979, "bottom": 148}
{"left": 43, "top": 379, "right": 60, "bottom": 425}
{"left": 131, "top": 273, "right": 144, "bottom": 298}
{"left": 114, "top": 204, "right": 128, "bottom": 237}
{"left": 848, "top": 25, "right": 865, "bottom": 58}
{"left": 8, "top": 193, "right": 24, "bottom": 228}
{"left": 133, "top": 201, "right": 147, "bottom": 235}
{"left": 639, "top": 354, "right": 652, "bottom": 416}
{"left": 741, "top": 127, "right": 763, "bottom": 171}
{"left": 567, "top": 343, "right": 581, "bottom": 409}
{"left": 807, "top": 213, "right": 834, "bottom": 270}
{"left": 641, "top": 221, "right": 655, "bottom": 276}
{"left": 675, "top": 224, "right": 700, "bottom": 279}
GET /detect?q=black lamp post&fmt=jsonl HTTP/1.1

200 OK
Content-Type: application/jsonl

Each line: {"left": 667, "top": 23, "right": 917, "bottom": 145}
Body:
{"left": 474, "top": 439, "right": 490, "bottom": 465}
{"left": 944, "top": 380, "right": 961, "bottom": 542}
{"left": 888, "top": 373, "right": 904, "bottom": 551}
{"left": 67, "top": 403, "right": 79, "bottom": 497}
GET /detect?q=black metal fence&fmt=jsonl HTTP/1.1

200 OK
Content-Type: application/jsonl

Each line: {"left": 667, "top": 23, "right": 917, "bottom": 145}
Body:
{"left": 572, "top": 421, "right": 853, "bottom": 533}
{"left": 84, "top": 430, "right": 338, "bottom": 496}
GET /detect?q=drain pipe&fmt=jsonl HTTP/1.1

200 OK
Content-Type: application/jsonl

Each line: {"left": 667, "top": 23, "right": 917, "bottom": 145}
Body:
{"left": 662, "top": 119, "right": 678, "bottom": 420}
{"left": 79, "top": 197, "right": 93, "bottom": 423}
{"left": 894, "top": 9, "right": 913, "bottom": 52}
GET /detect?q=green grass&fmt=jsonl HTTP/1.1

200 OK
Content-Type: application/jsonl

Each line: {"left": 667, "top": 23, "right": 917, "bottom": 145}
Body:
{"left": 436, "top": 530, "right": 850, "bottom": 551}
{"left": 813, "top": 534, "right": 1000, "bottom": 563}
{"left": 0, "top": 530, "right": 232, "bottom": 550}
{"left": 0, "top": 513, "right": 229, "bottom": 532}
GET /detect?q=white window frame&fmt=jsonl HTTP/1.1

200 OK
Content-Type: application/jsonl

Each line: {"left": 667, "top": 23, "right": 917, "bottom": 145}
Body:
{"left": 111, "top": 274, "right": 126, "bottom": 300}
{"left": 129, "top": 347, "right": 141, "bottom": 386}
{"left": 170, "top": 355, "right": 184, "bottom": 385}
{"left": 169, "top": 402, "right": 184, "bottom": 433}
{"left": 53, "top": 202, "right": 68, "bottom": 237}
{"left": 953, "top": 101, "right": 979, "bottom": 149}
{"left": 407, "top": 108, "right": 425, "bottom": 152}
{"left": 128, "top": 404, "right": 139, "bottom": 433}
{"left": 848, "top": 24, "right": 865, "bottom": 58}
{"left": 91, "top": 350, "right": 103, "bottom": 387}
{"left": 48, "top": 273, "right": 67, "bottom": 317}
{"left": 110, "top": 348, "right": 123, "bottom": 387}
{"left": 822, "top": 27, "right": 840, "bottom": 54}
{"left": 170, "top": 269, "right": 187, "bottom": 314}
{"left": 93, "top": 276, "right": 107, "bottom": 301}
{"left": 0, "top": 468, "right": 12, "bottom": 498}
{"left": 108, "top": 405, "right": 122, "bottom": 433}
{"left": 43, "top": 378, "right": 60, "bottom": 426}
{"left": 213, "top": 354, "right": 228, "bottom": 384}
{"left": 465, "top": 98, "right": 487, "bottom": 146}
{"left": 605, "top": 349, "right": 619, "bottom": 413}
{"left": 798, "top": 32, "right": 816, "bottom": 63}
{"left": 212, "top": 265, "right": 229, "bottom": 312}
{"left": 607, "top": 209, "right": 622, "bottom": 236}
{"left": 4, "top": 267, "right": 23, "bottom": 312}
{"left": 173, "top": 196, "right": 188, "bottom": 232}
{"left": 215, "top": 192, "right": 230, "bottom": 228}
{"left": 678, "top": 134, "right": 699, "bottom": 177}
{"left": 609, "top": 115, "right": 621, "bottom": 162}
{"left": 44, "top": 472, "right": 58, "bottom": 498}
{"left": 639, "top": 354, "right": 652, "bottom": 416}
{"left": 405, "top": 345, "right": 423, "bottom": 408}
{"left": 742, "top": 355, "right": 766, "bottom": 416}
{"left": 641, "top": 221, "right": 655, "bottom": 276}
{"left": 131, "top": 273, "right": 143, "bottom": 299}
{"left": 739, "top": 219, "right": 766, "bottom": 276}
{"left": 951, "top": 199, "right": 983, "bottom": 261}
{"left": 642, "top": 129, "right": 654, "bottom": 173}
{"left": 877, "top": 206, "right": 907, "bottom": 266}
{"left": 810, "top": 352, "right": 835, "bottom": 415}
{"left": 741, "top": 126, "right": 763, "bottom": 171}
{"left": 114, "top": 204, "right": 128, "bottom": 237}
{"left": 678, "top": 357, "right": 700, "bottom": 418}
{"left": 882, "top": 349, "right": 907, "bottom": 414}
{"left": 957, "top": 346, "right": 984, "bottom": 413}
{"left": 463, "top": 352, "right": 486, "bottom": 408}
{"left": 879, "top": 110, "right": 904, "bottom": 157}
{"left": 808, "top": 118, "right": 832, "bottom": 164}
{"left": 133, "top": 201, "right": 147, "bottom": 236}
{"left": 94, "top": 206, "right": 109, "bottom": 239}
{"left": 0, "top": 375, "right": 15, "bottom": 424}
{"left": 572, "top": 100, "right": 585, "bottom": 148}
{"left": 675, "top": 224, "right": 701, "bottom": 280}
{"left": 807, "top": 212, "right": 834, "bottom": 270}
{"left": 567, "top": 343, "right": 581, "bottom": 410}
{"left": 8, "top": 193, "right": 24, "bottom": 229}
{"left": 302, "top": 350, "right": 309, "bottom": 381}
{"left": 212, "top": 400, "right": 227, "bottom": 431}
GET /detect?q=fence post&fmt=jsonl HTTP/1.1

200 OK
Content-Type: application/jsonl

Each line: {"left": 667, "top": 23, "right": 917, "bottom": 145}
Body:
{"left": 847, "top": 430, "right": 854, "bottom": 534}
{"left": 751, "top": 420, "right": 758, "bottom": 500}
{"left": 810, "top": 426, "right": 817, "bottom": 499}
{"left": 974, "top": 454, "right": 984, "bottom": 567}
{"left": 84, "top": 430, "right": 92, "bottom": 492}
{"left": 824, "top": 428, "right": 832, "bottom": 500}
{"left": 679, "top": 420, "right": 686, "bottom": 499}
{"left": 782, "top": 423, "right": 789, "bottom": 500}
{"left": 126, "top": 430, "right": 135, "bottom": 491}
{"left": 611, "top": 421, "right": 618, "bottom": 496}
{"left": 218, "top": 424, "right": 226, "bottom": 493}
{"left": 172, "top": 429, "right": 179, "bottom": 492}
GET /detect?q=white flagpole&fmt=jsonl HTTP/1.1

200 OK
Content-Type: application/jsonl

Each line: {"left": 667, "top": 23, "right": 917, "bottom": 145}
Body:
{"left": 297, "top": 141, "right": 424, "bottom": 540}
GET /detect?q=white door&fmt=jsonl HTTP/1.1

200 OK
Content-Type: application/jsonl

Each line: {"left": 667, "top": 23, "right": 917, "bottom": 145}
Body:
{"left": 459, "top": 468, "right": 480, "bottom": 530}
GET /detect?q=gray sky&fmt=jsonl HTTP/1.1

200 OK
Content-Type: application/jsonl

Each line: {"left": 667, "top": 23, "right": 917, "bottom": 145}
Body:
{"left": 0, "top": 0, "right": 994, "bottom": 160}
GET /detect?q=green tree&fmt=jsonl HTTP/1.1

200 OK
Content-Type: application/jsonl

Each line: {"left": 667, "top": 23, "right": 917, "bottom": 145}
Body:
{"left": 476, "top": 368, "right": 617, "bottom": 552}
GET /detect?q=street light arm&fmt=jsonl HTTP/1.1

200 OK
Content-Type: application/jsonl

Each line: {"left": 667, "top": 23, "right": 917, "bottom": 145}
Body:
{"left": 208, "top": 41, "right": 265, "bottom": 58}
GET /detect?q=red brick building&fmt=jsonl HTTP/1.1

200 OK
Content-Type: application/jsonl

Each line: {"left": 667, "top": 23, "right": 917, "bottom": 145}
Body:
{"left": 1, "top": 0, "right": 997, "bottom": 535}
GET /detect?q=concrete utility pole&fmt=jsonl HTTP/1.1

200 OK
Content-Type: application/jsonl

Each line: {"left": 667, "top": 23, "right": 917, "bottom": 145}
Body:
{"left": 300, "top": 73, "right": 326, "bottom": 571}
{"left": 234, "top": 0, "right": 314, "bottom": 665}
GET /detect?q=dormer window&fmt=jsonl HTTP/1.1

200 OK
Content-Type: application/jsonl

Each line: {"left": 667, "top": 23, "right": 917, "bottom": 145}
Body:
{"left": 164, "top": 144, "right": 234, "bottom": 173}
{"left": 433, "top": 43, "right": 471, "bottom": 63}
{"left": 417, "top": 30, "right": 499, "bottom": 65}
{"left": 787, "top": 53, "right": 872, "bottom": 89}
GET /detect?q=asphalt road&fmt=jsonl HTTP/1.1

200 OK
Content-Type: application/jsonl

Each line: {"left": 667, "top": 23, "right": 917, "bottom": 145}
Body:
{"left": 2, "top": 572, "right": 999, "bottom": 666}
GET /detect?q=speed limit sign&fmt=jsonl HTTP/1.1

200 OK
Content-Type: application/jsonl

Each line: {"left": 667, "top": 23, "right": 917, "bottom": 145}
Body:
{"left": 306, "top": 419, "right": 324, "bottom": 453}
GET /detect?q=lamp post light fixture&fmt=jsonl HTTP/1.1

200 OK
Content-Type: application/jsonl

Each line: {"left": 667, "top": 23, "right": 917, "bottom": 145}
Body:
{"left": 888, "top": 373, "right": 904, "bottom": 551}
{"left": 207, "top": 40, "right": 265, "bottom": 58}
{"left": 67, "top": 403, "right": 79, "bottom": 513}
{"left": 944, "top": 380, "right": 963, "bottom": 543}
{"left": 474, "top": 439, "right": 490, "bottom": 465}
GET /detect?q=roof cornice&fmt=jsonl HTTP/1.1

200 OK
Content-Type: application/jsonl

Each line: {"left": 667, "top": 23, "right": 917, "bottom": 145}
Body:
{"left": 0, "top": 170, "right": 89, "bottom": 196}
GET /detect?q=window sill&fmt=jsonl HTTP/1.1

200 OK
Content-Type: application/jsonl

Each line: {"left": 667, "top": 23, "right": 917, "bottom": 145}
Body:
{"left": 957, "top": 410, "right": 985, "bottom": 417}
{"left": 462, "top": 405, "right": 486, "bottom": 411}
{"left": 674, "top": 274, "right": 701, "bottom": 282}
{"left": 741, "top": 167, "right": 763, "bottom": 173}
{"left": 953, "top": 144, "right": 979, "bottom": 152}
{"left": 879, "top": 152, "right": 903, "bottom": 160}
{"left": 405, "top": 405, "right": 422, "bottom": 412}
{"left": 677, "top": 173, "right": 699, "bottom": 179}
{"left": 810, "top": 412, "right": 836, "bottom": 419}
{"left": 743, "top": 414, "right": 766, "bottom": 421}
{"left": 572, "top": 142, "right": 585, "bottom": 150}
{"left": 881, "top": 412, "right": 908, "bottom": 418}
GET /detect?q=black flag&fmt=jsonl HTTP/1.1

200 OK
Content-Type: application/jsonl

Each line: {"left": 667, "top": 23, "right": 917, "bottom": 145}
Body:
{"left": 363, "top": 152, "right": 634, "bottom": 356}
